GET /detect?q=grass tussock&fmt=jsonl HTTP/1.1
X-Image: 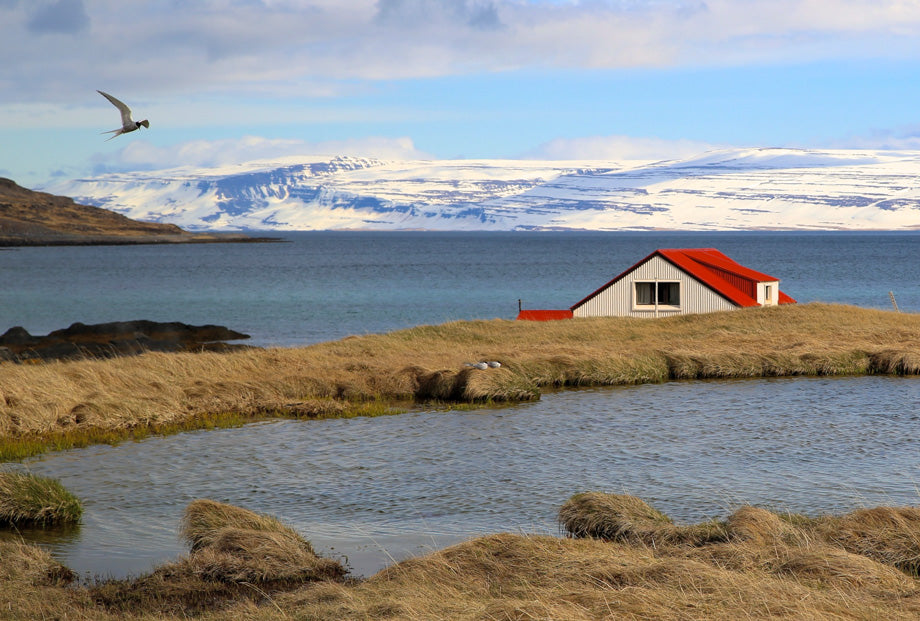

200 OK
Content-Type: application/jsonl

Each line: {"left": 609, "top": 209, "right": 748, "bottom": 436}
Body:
{"left": 557, "top": 492, "right": 730, "bottom": 546}
{"left": 6, "top": 496, "right": 920, "bottom": 618}
{"left": 89, "top": 499, "right": 345, "bottom": 616}
{"left": 2, "top": 303, "right": 920, "bottom": 460}
{"left": 0, "top": 470, "right": 82, "bottom": 526}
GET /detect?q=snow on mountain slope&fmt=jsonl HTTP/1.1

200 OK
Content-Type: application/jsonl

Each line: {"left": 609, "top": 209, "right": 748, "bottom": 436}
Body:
{"left": 42, "top": 149, "right": 920, "bottom": 231}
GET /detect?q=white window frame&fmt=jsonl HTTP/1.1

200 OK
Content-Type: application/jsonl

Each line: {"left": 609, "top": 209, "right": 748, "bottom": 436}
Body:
{"left": 632, "top": 280, "right": 681, "bottom": 314}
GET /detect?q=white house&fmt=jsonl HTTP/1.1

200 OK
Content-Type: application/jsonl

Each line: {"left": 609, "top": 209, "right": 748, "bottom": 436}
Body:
{"left": 569, "top": 248, "right": 796, "bottom": 319}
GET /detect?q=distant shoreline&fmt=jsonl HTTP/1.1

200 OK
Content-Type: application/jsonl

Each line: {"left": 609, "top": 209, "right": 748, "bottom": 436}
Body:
{"left": 0, "top": 232, "right": 284, "bottom": 247}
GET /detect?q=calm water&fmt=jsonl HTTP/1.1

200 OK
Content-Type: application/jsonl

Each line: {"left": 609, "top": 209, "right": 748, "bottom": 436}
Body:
{"left": 2, "top": 232, "right": 920, "bottom": 578}
{"left": 7, "top": 376, "right": 920, "bottom": 579}
{"left": 0, "top": 231, "right": 918, "bottom": 346}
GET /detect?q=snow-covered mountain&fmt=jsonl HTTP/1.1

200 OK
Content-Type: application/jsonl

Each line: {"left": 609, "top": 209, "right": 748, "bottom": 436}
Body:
{"left": 43, "top": 148, "right": 920, "bottom": 231}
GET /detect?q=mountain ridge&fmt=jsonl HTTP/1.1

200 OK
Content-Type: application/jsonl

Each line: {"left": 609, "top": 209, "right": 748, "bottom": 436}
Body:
{"left": 42, "top": 148, "right": 920, "bottom": 231}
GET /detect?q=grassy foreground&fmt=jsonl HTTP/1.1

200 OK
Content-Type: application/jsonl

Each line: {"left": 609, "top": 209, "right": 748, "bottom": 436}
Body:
{"left": 1, "top": 302, "right": 920, "bottom": 459}
{"left": 2, "top": 303, "right": 920, "bottom": 619}
{"left": 6, "top": 494, "right": 920, "bottom": 619}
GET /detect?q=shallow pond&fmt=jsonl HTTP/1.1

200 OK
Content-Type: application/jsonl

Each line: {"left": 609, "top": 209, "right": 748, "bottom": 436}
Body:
{"left": 5, "top": 376, "right": 920, "bottom": 579}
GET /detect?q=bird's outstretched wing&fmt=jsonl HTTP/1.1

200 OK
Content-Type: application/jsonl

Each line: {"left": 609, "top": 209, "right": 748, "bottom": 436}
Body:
{"left": 97, "top": 90, "right": 133, "bottom": 127}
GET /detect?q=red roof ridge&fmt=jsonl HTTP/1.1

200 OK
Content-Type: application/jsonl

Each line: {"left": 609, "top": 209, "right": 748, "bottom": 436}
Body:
{"left": 660, "top": 248, "right": 778, "bottom": 282}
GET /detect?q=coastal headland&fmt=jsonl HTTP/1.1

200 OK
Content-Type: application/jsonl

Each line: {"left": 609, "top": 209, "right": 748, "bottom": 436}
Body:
{"left": 3, "top": 302, "right": 920, "bottom": 618}
{"left": 0, "top": 178, "right": 277, "bottom": 245}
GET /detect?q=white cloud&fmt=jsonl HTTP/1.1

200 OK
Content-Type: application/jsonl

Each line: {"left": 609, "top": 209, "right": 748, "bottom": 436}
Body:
{"left": 827, "top": 126, "right": 920, "bottom": 151}
{"left": 5, "top": 0, "right": 920, "bottom": 105}
{"left": 90, "top": 135, "right": 431, "bottom": 173}
{"left": 526, "top": 134, "right": 722, "bottom": 161}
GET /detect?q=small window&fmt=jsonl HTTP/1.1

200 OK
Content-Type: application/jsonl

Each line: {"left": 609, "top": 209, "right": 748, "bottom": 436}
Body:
{"left": 658, "top": 282, "right": 680, "bottom": 306}
{"left": 635, "top": 282, "right": 654, "bottom": 305}
{"left": 635, "top": 282, "right": 680, "bottom": 307}
{"left": 764, "top": 284, "right": 773, "bottom": 305}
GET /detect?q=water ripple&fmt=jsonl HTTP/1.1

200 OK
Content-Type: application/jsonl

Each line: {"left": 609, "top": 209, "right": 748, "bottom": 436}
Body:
{"left": 7, "top": 375, "right": 920, "bottom": 578}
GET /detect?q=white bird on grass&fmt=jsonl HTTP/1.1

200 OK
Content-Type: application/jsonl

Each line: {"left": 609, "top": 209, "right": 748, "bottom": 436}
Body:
{"left": 464, "top": 361, "right": 501, "bottom": 370}
{"left": 97, "top": 90, "right": 149, "bottom": 140}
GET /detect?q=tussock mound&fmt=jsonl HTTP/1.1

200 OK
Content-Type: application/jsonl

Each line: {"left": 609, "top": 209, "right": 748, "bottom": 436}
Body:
{"left": 773, "top": 545, "right": 915, "bottom": 590}
{"left": 0, "top": 471, "right": 83, "bottom": 525}
{"left": 90, "top": 499, "right": 344, "bottom": 614}
{"left": 819, "top": 506, "right": 920, "bottom": 575}
{"left": 180, "top": 499, "right": 345, "bottom": 583}
{"left": 727, "top": 505, "right": 795, "bottom": 544}
{"left": 558, "top": 492, "right": 729, "bottom": 546}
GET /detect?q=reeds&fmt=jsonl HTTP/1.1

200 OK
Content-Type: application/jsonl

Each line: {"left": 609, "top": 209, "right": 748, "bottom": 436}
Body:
{"left": 0, "top": 471, "right": 82, "bottom": 526}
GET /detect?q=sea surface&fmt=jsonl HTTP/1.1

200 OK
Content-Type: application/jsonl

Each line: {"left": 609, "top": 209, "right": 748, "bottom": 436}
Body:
{"left": 1, "top": 231, "right": 918, "bottom": 346}
{"left": 1, "top": 231, "right": 920, "bottom": 579}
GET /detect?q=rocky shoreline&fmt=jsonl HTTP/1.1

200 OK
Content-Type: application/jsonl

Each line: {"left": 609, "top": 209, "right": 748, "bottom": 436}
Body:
{"left": 0, "top": 320, "right": 253, "bottom": 362}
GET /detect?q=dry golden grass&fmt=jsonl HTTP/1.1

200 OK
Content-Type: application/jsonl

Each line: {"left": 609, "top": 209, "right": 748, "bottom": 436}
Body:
{"left": 89, "top": 499, "right": 345, "bottom": 616}
{"left": 4, "top": 495, "right": 920, "bottom": 619}
{"left": 4, "top": 305, "right": 920, "bottom": 617}
{"left": 1, "top": 302, "right": 919, "bottom": 460}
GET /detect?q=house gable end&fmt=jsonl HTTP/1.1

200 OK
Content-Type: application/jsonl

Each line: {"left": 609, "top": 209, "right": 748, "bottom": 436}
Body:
{"left": 572, "top": 253, "right": 740, "bottom": 317}
{"left": 570, "top": 248, "right": 796, "bottom": 317}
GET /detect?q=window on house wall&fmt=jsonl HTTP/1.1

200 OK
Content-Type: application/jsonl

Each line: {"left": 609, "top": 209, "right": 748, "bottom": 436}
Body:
{"left": 764, "top": 284, "right": 773, "bottom": 305}
{"left": 635, "top": 282, "right": 680, "bottom": 306}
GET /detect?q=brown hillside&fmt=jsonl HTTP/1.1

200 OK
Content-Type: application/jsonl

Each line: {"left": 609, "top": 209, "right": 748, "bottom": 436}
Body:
{"left": 0, "top": 178, "right": 259, "bottom": 245}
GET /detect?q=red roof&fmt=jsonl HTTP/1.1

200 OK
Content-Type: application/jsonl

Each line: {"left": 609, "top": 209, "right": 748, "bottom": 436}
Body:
{"left": 516, "top": 309, "right": 574, "bottom": 321}
{"left": 571, "top": 248, "right": 796, "bottom": 310}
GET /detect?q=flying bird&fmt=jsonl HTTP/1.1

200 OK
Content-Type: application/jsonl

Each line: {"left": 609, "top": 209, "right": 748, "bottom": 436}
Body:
{"left": 97, "top": 90, "right": 149, "bottom": 140}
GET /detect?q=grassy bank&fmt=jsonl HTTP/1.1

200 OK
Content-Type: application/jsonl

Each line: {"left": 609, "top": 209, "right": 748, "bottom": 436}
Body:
{"left": 5, "top": 495, "right": 920, "bottom": 619}
{"left": 0, "top": 471, "right": 82, "bottom": 526}
{"left": 1, "top": 302, "right": 920, "bottom": 459}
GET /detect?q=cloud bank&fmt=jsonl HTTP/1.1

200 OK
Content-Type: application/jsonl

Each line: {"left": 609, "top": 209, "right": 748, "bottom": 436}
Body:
{"left": 4, "top": 0, "right": 920, "bottom": 104}
{"left": 90, "top": 135, "right": 431, "bottom": 174}
{"left": 527, "top": 134, "right": 722, "bottom": 161}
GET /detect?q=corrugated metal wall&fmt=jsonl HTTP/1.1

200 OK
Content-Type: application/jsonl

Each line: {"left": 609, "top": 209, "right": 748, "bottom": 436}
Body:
{"left": 573, "top": 255, "right": 738, "bottom": 318}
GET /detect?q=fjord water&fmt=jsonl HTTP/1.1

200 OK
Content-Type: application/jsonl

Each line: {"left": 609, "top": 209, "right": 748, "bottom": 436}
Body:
{"left": 2, "top": 231, "right": 920, "bottom": 579}
{"left": 12, "top": 376, "right": 920, "bottom": 578}
{"left": 1, "top": 231, "right": 919, "bottom": 345}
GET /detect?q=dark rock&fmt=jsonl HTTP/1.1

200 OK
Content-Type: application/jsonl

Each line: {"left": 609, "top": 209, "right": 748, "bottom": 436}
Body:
{"left": 0, "top": 320, "right": 252, "bottom": 362}
{"left": 0, "top": 326, "right": 37, "bottom": 345}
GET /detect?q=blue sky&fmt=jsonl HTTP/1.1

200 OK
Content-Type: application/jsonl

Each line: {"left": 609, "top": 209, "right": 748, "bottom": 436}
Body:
{"left": 4, "top": 0, "right": 920, "bottom": 188}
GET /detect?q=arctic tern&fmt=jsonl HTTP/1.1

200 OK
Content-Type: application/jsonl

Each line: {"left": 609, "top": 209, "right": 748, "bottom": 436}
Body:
{"left": 97, "top": 90, "right": 149, "bottom": 140}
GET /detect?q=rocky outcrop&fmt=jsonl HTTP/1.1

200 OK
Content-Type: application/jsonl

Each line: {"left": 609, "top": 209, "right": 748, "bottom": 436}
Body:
{"left": 0, "top": 320, "right": 251, "bottom": 362}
